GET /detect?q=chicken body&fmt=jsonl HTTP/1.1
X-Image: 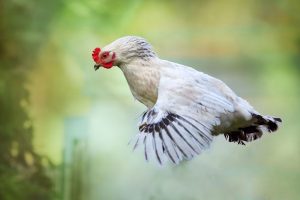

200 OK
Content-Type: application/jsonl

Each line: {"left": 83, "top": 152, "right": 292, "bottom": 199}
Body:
{"left": 120, "top": 59, "right": 160, "bottom": 108}
{"left": 122, "top": 58, "right": 254, "bottom": 134}
{"left": 94, "top": 36, "right": 281, "bottom": 165}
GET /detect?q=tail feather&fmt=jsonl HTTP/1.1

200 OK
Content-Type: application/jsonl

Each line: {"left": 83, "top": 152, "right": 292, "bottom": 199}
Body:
{"left": 224, "top": 113, "right": 282, "bottom": 145}
{"left": 252, "top": 113, "right": 282, "bottom": 132}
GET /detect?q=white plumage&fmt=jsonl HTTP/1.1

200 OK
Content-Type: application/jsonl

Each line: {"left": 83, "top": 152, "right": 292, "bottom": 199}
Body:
{"left": 93, "top": 36, "right": 282, "bottom": 165}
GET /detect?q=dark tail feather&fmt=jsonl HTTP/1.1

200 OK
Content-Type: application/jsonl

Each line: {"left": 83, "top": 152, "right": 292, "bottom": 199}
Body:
{"left": 224, "top": 113, "right": 282, "bottom": 145}
{"left": 252, "top": 113, "right": 282, "bottom": 132}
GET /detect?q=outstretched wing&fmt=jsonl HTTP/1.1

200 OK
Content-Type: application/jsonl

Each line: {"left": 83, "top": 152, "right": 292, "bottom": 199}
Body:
{"left": 131, "top": 63, "right": 236, "bottom": 165}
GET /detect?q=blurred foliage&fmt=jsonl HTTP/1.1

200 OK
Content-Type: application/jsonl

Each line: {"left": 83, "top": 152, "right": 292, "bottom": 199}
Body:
{"left": 0, "top": 0, "right": 63, "bottom": 199}
{"left": 1, "top": 0, "right": 300, "bottom": 200}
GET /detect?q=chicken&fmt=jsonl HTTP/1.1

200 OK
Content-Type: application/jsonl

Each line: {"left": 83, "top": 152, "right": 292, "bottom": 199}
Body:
{"left": 92, "top": 36, "right": 282, "bottom": 165}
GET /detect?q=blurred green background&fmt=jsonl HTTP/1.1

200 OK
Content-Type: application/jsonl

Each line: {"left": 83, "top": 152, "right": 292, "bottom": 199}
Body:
{"left": 0, "top": 0, "right": 299, "bottom": 200}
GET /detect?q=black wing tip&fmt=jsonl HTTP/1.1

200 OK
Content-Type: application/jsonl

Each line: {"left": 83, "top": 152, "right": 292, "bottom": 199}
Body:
{"left": 137, "top": 109, "right": 213, "bottom": 165}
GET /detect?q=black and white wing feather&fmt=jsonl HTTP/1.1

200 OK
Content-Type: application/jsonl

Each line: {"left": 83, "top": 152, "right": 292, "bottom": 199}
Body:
{"left": 132, "top": 109, "right": 213, "bottom": 165}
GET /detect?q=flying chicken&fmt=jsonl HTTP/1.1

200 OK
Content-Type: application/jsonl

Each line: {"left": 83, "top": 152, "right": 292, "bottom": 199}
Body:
{"left": 92, "top": 36, "right": 282, "bottom": 165}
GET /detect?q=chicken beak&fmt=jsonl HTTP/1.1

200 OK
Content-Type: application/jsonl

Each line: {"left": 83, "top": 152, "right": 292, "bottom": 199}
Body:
{"left": 94, "top": 64, "right": 100, "bottom": 71}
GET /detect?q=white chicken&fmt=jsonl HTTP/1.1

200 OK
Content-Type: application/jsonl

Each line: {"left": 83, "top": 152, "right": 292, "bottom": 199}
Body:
{"left": 92, "top": 36, "right": 281, "bottom": 165}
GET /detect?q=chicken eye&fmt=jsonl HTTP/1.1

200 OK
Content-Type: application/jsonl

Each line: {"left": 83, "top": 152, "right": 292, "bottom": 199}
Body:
{"left": 101, "top": 52, "right": 109, "bottom": 59}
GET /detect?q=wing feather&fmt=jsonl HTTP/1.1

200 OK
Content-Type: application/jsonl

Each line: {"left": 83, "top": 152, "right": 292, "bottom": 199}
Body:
{"left": 131, "top": 63, "right": 237, "bottom": 164}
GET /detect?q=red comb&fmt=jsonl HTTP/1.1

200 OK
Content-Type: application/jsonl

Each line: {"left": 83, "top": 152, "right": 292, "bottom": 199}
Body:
{"left": 92, "top": 47, "right": 101, "bottom": 63}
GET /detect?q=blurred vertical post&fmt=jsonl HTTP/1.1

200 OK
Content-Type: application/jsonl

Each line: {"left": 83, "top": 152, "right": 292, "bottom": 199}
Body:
{"left": 61, "top": 117, "right": 89, "bottom": 200}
